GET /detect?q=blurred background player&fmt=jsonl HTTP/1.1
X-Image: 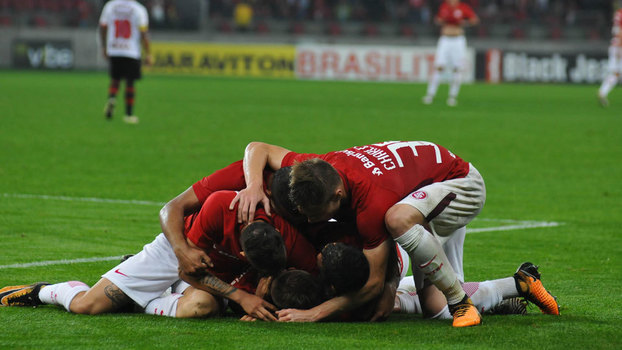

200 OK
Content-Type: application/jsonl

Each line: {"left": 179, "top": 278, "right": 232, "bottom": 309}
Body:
{"left": 99, "top": 0, "right": 152, "bottom": 124}
{"left": 598, "top": 6, "right": 622, "bottom": 107}
{"left": 422, "top": 0, "right": 479, "bottom": 107}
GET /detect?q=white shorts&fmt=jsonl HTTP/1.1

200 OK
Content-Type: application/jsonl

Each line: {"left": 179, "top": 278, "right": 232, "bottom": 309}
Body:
{"left": 434, "top": 35, "right": 467, "bottom": 70}
{"left": 608, "top": 46, "right": 622, "bottom": 74}
{"left": 102, "top": 233, "right": 191, "bottom": 308}
{"left": 396, "top": 164, "right": 485, "bottom": 289}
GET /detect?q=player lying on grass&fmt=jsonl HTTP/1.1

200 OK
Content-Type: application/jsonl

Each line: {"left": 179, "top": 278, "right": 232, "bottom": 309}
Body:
{"left": 232, "top": 141, "right": 560, "bottom": 326}
{"left": 0, "top": 191, "right": 317, "bottom": 321}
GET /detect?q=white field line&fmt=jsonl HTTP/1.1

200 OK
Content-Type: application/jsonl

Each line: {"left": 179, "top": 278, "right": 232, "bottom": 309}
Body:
{"left": 0, "top": 192, "right": 563, "bottom": 270}
{"left": 0, "top": 256, "right": 123, "bottom": 270}
{"left": 1, "top": 193, "right": 165, "bottom": 206}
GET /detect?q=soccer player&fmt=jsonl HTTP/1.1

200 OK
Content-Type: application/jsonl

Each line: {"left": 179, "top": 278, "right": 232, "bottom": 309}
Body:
{"left": 99, "top": 0, "right": 152, "bottom": 124}
{"left": 598, "top": 7, "right": 622, "bottom": 107}
{"left": 422, "top": 0, "right": 479, "bottom": 107}
{"left": 0, "top": 191, "right": 317, "bottom": 321}
{"left": 233, "top": 141, "right": 559, "bottom": 326}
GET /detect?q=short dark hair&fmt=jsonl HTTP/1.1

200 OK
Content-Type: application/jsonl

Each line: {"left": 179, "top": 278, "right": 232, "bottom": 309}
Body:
{"left": 270, "top": 166, "right": 307, "bottom": 225}
{"left": 240, "top": 221, "right": 286, "bottom": 276}
{"left": 289, "top": 158, "right": 341, "bottom": 218}
{"left": 270, "top": 269, "right": 325, "bottom": 310}
{"left": 320, "top": 242, "right": 369, "bottom": 295}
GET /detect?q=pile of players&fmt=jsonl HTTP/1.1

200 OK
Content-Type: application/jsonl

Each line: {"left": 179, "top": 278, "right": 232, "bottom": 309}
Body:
{"left": 1, "top": 140, "right": 560, "bottom": 327}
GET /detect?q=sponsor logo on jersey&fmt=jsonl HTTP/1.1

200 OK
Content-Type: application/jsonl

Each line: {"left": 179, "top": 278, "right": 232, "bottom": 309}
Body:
{"left": 411, "top": 191, "right": 427, "bottom": 200}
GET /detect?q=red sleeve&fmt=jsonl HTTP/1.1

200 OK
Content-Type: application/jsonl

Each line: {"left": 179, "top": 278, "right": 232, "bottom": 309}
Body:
{"left": 192, "top": 160, "right": 246, "bottom": 204}
{"left": 185, "top": 192, "right": 234, "bottom": 249}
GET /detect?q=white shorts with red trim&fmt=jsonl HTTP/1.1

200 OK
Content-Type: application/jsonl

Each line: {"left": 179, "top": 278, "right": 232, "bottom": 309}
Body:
{"left": 102, "top": 233, "right": 192, "bottom": 308}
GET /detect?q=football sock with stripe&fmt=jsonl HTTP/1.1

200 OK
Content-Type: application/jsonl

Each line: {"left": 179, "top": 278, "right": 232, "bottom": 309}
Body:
{"left": 395, "top": 224, "right": 465, "bottom": 306}
{"left": 38, "top": 281, "right": 90, "bottom": 311}
{"left": 144, "top": 293, "right": 183, "bottom": 317}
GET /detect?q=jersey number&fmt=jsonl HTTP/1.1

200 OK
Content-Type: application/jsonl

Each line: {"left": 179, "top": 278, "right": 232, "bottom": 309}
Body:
{"left": 114, "top": 20, "right": 131, "bottom": 39}
{"left": 375, "top": 141, "right": 443, "bottom": 167}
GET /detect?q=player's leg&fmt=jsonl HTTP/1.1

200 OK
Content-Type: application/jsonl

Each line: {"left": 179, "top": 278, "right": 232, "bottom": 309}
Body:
{"left": 123, "top": 78, "right": 137, "bottom": 124}
{"left": 104, "top": 58, "right": 121, "bottom": 119}
{"left": 423, "top": 37, "right": 448, "bottom": 104}
{"left": 122, "top": 58, "right": 141, "bottom": 124}
{"left": 174, "top": 287, "right": 224, "bottom": 318}
{"left": 386, "top": 166, "right": 486, "bottom": 327}
{"left": 65, "top": 278, "right": 131, "bottom": 314}
{"left": 598, "top": 46, "right": 619, "bottom": 107}
{"left": 447, "top": 36, "right": 467, "bottom": 107}
{"left": 386, "top": 206, "right": 478, "bottom": 327}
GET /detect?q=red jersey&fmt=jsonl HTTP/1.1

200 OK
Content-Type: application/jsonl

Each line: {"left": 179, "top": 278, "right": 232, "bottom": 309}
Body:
{"left": 281, "top": 141, "right": 470, "bottom": 249}
{"left": 436, "top": 1, "right": 476, "bottom": 26}
{"left": 612, "top": 9, "right": 622, "bottom": 46}
{"left": 184, "top": 191, "right": 318, "bottom": 293}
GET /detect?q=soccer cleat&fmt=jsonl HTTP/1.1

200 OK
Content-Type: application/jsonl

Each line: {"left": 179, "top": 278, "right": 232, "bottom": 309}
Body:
{"left": 448, "top": 296, "right": 481, "bottom": 327}
{"left": 447, "top": 97, "right": 458, "bottom": 107}
{"left": 488, "top": 297, "right": 527, "bottom": 315}
{"left": 120, "top": 254, "right": 134, "bottom": 263}
{"left": 514, "top": 262, "right": 560, "bottom": 315}
{"left": 422, "top": 95, "right": 434, "bottom": 105}
{"left": 104, "top": 98, "right": 115, "bottom": 119}
{"left": 123, "top": 115, "right": 139, "bottom": 124}
{"left": 0, "top": 282, "right": 50, "bottom": 307}
{"left": 598, "top": 94, "right": 609, "bottom": 107}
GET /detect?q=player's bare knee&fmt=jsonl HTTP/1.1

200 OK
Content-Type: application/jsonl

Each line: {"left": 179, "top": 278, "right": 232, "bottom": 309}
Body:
{"left": 177, "top": 290, "right": 220, "bottom": 318}
{"left": 385, "top": 204, "right": 425, "bottom": 237}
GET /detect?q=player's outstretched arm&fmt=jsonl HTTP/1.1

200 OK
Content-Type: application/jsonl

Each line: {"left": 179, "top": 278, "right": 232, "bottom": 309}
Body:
{"left": 230, "top": 142, "right": 292, "bottom": 224}
{"left": 180, "top": 270, "right": 277, "bottom": 321}
{"left": 160, "top": 187, "right": 212, "bottom": 275}
{"left": 277, "top": 240, "right": 390, "bottom": 322}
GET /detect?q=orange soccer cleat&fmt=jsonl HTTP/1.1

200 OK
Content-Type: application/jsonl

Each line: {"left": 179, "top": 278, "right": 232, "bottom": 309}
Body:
{"left": 449, "top": 296, "right": 481, "bottom": 327}
{"left": 514, "top": 262, "right": 560, "bottom": 315}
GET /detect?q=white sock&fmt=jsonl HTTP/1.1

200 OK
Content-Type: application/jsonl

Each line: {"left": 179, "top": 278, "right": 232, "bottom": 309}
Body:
{"left": 395, "top": 225, "right": 465, "bottom": 305}
{"left": 395, "top": 291, "right": 421, "bottom": 314}
{"left": 463, "top": 281, "right": 502, "bottom": 314}
{"left": 426, "top": 69, "right": 442, "bottom": 97}
{"left": 449, "top": 70, "right": 462, "bottom": 98}
{"left": 599, "top": 74, "right": 618, "bottom": 97}
{"left": 144, "top": 293, "right": 183, "bottom": 317}
{"left": 430, "top": 305, "right": 451, "bottom": 320}
{"left": 38, "top": 281, "right": 90, "bottom": 312}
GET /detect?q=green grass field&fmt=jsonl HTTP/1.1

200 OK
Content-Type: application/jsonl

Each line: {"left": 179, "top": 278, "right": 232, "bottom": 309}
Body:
{"left": 1, "top": 70, "right": 621, "bottom": 349}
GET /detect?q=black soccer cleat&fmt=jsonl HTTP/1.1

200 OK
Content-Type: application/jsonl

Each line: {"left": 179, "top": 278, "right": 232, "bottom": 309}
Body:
{"left": 488, "top": 297, "right": 527, "bottom": 315}
{"left": 0, "top": 282, "right": 51, "bottom": 307}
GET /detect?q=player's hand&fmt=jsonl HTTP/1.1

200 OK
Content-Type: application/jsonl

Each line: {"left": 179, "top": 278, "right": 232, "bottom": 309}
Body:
{"left": 239, "top": 315, "right": 258, "bottom": 322}
{"left": 238, "top": 293, "right": 277, "bottom": 322}
{"left": 229, "top": 185, "right": 271, "bottom": 224}
{"left": 175, "top": 245, "right": 213, "bottom": 276}
{"left": 144, "top": 54, "right": 153, "bottom": 66}
{"left": 276, "top": 308, "right": 316, "bottom": 322}
{"left": 370, "top": 285, "right": 396, "bottom": 322}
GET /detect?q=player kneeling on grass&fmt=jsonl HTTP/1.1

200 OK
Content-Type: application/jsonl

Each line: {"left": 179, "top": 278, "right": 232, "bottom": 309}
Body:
{"left": 0, "top": 216, "right": 286, "bottom": 321}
